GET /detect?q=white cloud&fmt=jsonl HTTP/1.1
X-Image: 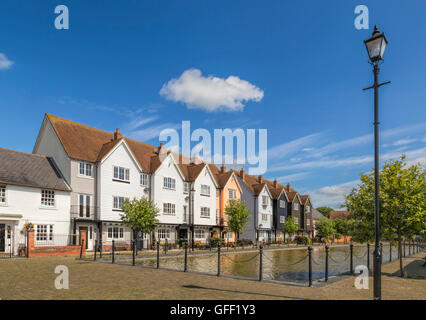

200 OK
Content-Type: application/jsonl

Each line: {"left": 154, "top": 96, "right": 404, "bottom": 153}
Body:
{"left": 274, "top": 172, "right": 310, "bottom": 183}
{"left": 127, "top": 123, "right": 180, "bottom": 142}
{"left": 0, "top": 53, "right": 13, "bottom": 70}
{"left": 309, "top": 180, "right": 360, "bottom": 209}
{"left": 268, "top": 132, "right": 324, "bottom": 160}
{"left": 159, "top": 69, "right": 264, "bottom": 112}
{"left": 392, "top": 138, "right": 417, "bottom": 146}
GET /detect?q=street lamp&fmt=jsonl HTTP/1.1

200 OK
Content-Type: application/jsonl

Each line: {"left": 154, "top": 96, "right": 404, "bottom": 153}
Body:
{"left": 363, "top": 25, "right": 390, "bottom": 301}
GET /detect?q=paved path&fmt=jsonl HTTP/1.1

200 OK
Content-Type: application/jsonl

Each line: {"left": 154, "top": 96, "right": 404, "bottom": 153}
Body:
{"left": 0, "top": 252, "right": 424, "bottom": 300}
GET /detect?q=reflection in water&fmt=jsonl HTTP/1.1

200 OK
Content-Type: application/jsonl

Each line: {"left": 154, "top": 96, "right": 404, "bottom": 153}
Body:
{"left": 134, "top": 244, "right": 400, "bottom": 283}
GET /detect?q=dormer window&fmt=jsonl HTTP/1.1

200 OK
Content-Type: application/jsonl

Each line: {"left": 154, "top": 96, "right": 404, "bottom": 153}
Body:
{"left": 113, "top": 166, "right": 130, "bottom": 182}
{"left": 79, "top": 162, "right": 92, "bottom": 177}
{"left": 262, "top": 196, "right": 269, "bottom": 206}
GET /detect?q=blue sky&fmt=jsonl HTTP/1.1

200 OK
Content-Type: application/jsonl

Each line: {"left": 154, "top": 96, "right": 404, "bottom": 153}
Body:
{"left": 1, "top": 1, "right": 425, "bottom": 208}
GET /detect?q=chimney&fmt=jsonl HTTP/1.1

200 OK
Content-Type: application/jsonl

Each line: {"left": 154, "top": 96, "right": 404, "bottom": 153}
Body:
{"left": 220, "top": 164, "right": 226, "bottom": 173}
{"left": 240, "top": 168, "right": 245, "bottom": 180}
{"left": 273, "top": 178, "right": 278, "bottom": 188}
{"left": 258, "top": 175, "right": 263, "bottom": 183}
{"left": 287, "top": 183, "right": 291, "bottom": 191}
{"left": 114, "top": 128, "right": 122, "bottom": 140}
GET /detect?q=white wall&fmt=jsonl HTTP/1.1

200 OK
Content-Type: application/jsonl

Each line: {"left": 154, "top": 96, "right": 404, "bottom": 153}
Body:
{"left": 151, "top": 155, "right": 185, "bottom": 225}
{"left": 257, "top": 187, "right": 273, "bottom": 230}
{"left": 98, "top": 142, "right": 147, "bottom": 221}
{"left": 192, "top": 166, "right": 217, "bottom": 226}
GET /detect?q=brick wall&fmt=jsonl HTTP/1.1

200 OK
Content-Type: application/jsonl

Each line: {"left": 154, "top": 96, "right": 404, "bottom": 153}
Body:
{"left": 27, "top": 230, "right": 86, "bottom": 257}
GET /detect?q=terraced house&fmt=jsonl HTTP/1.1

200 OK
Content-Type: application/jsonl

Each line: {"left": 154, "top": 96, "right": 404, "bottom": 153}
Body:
{"left": 33, "top": 114, "right": 218, "bottom": 250}
{"left": 0, "top": 148, "right": 71, "bottom": 255}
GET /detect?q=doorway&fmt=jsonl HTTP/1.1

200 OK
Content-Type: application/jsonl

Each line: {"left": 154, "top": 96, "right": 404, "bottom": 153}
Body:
{"left": 78, "top": 226, "right": 94, "bottom": 251}
{"left": 0, "top": 224, "right": 5, "bottom": 252}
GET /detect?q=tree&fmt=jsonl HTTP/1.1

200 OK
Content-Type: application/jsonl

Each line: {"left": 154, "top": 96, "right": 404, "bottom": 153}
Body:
{"left": 120, "top": 197, "right": 160, "bottom": 246}
{"left": 315, "top": 217, "right": 336, "bottom": 242}
{"left": 225, "top": 199, "right": 250, "bottom": 241}
{"left": 345, "top": 155, "right": 425, "bottom": 277}
{"left": 332, "top": 218, "right": 352, "bottom": 243}
{"left": 316, "top": 206, "right": 333, "bottom": 218}
{"left": 283, "top": 216, "right": 298, "bottom": 242}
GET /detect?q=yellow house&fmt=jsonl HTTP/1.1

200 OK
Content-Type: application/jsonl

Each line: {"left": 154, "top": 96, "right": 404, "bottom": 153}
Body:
{"left": 210, "top": 164, "right": 243, "bottom": 243}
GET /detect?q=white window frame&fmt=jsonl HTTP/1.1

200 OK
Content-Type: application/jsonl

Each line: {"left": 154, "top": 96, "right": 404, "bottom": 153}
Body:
{"left": 35, "top": 224, "right": 53, "bottom": 244}
{"left": 140, "top": 173, "right": 149, "bottom": 186}
{"left": 107, "top": 226, "right": 124, "bottom": 240}
{"left": 279, "top": 200, "right": 286, "bottom": 208}
{"left": 228, "top": 189, "right": 237, "bottom": 200}
{"left": 163, "top": 177, "right": 176, "bottom": 190}
{"left": 183, "top": 182, "right": 190, "bottom": 194}
{"left": 279, "top": 216, "right": 286, "bottom": 224}
{"left": 262, "top": 196, "right": 269, "bottom": 206}
{"left": 200, "top": 207, "right": 210, "bottom": 218}
{"left": 294, "top": 203, "right": 299, "bottom": 210}
{"left": 0, "top": 185, "right": 6, "bottom": 205}
{"left": 157, "top": 228, "right": 171, "bottom": 240}
{"left": 306, "top": 219, "right": 311, "bottom": 226}
{"left": 113, "top": 196, "right": 129, "bottom": 211}
{"left": 195, "top": 229, "right": 206, "bottom": 239}
{"left": 294, "top": 217, "right": 299, "bottom": 225}
{"left": 41, "top": 190, "right": 55, "bottom": 207}
{"left": 163, "top": 203, "right": 176, "bottom": 215}
{"left": 78, "top": 194, "right": 92, "bottom": 217}
{"left": 200, "top": 184, "right": 211, "bottom": 196}
{"left": 79, "top": 162, "right": 93, "bottom": 178}
{"left": 306, "top": 205, "right": 310, "bottom": 213}
{"left": 261, "top": 214, "right": 268, "bottom": 222}
{"left": 113, "top": 166, "right": 130, "bottom": 182}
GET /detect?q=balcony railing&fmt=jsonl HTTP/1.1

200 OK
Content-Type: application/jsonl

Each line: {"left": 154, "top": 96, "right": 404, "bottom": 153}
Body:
{"left": 70, "top": 205, "right": 100, "bottom": 220}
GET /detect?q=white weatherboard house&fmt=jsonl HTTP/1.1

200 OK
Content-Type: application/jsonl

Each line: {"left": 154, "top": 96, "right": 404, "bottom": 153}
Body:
{"left": 33, "top": 113, "right": 219, "bottom": 249}
{"left": 0, "top": 148, "right": 71, "bottom": 255}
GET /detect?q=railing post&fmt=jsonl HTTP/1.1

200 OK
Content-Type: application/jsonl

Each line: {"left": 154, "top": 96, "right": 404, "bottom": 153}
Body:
{"left": 404, "top": 240, "right": 406, "bottom": 257}
{"left": 259, "top": 244, "right": 263, "bottom": 281}
{"left": 94, "top": 240, "right": 97, "bottom": 261}
{"left": 350, "top": 243, "right": 353, "bottom": 274}
{"left": 132, "top": 240, "right": 136, "bottom": 266}
{"left": 165, "top": 239, "right": 168, "bottom": 255}
{"left": 80, "top": 239, "right": 84, "bottom": 259}
{"left": 156, "top": 240, "right": 160, "bottom": 269}
{"left": 308, "top": 246, "right": 312, "bottom": 287}
{"left": 112, "top": 240, "right": 115, "bottom": 264}
{"left": 367, "top": 243, "right": 370, "bottom": 271}
{"left": 409, "top": 240, "right": 411, "bottom": 256}
{"left": 389, "top": 242, "right": 392, "bottom": 262}
{"left": 184, "top": 243, "right": 188, "bottom": 272}
{"left": 99, "top": 240, "right": 102, "bottom": 259}
{"left": 325, "top": 245, "right": 329, "bottom": 282}
{"left": 217, "top": 243, "right": 221, "bottom": 276}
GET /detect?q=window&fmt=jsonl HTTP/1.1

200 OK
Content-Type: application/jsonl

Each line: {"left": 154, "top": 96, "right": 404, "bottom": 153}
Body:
{"left": 183, "top": 206, "right": 188, "bottom": 222}
{"left": 107, "top": 227, "right": 124, "bottom": 239}
{"left": 224, "top": 232, "right": 233, "bottom": 240}
{"left": 306, "top": 219, "right": 311, "bottom": 226}
{"left": 293, "top": 203, "right": 299, "bottom": 210}
{"left": 228, "top": 189, "right": 237, "bottom": 200}
{"left": 41, "top": 190, "right": 55, "bottom": 207}
{"left": 279, "top": 216, "right": 286, "bottom": 224}
{"left": 79, "top": 194, "right": 91, "bottom": 217}
{"left": 279, "top": 200, "right": 286, "bottom": 208}
{"left": 163, "top": 177, "right": 176, "bottom": 190}
{"left": 113, "top": 166, "right": 130, "bottom": 182}
{"left": 262, "top": 196, "right": 269, "bottom": 206}
{"left": 306, "top": 205, "right": 310, "bottom": 213}
{"left": 262, "top": 214, "right": 268, "bottom": 222}
{"left": 201, "top": 207, "right": 210, "bottom": 218}
{"left": 163, "top": 203, "right": 176, "bottom": 215}
{"left": 158, "top": 228, "right": 171, "bottom": 239}
{"left": 195, "top": 229, "right": 205, "bottom": 239}
{"left": 79, "top": 162, "right": 92, "bottom": 177}
{"left": 113, "top": 196, "right": 129, "bottom": 210}
{"left": 0, "top": 186, "right": 6, "bottom": 204}
{"left": 183, "top": 182, "right": 189, "bottom": 193}
{"left": 140, "top": 173, "right": 149, "bottom": 186}
{"left": 36, "top": 225, "right": 53, "bottom": 242}
{"left": 294, "top": 217, "right": 299, "bottom": 225}
{"left": 200, "top": 184, "right": 210, "bottom": 196}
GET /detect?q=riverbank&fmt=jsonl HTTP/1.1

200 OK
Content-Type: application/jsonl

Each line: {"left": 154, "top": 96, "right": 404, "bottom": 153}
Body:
{"left": 0, "top": 252, "right": 424, "bottom": 299}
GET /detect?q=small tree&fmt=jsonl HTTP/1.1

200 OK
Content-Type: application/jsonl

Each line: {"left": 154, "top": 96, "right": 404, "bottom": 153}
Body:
{"left": 225, "top": 199, "right": 250, "bottom": 242}
{"left": 316, "top": 206, "right": 333, "bottom": 218}
{"left": 283, "top": 216, "right": 298, "bottom": 242}
{"left": 315, "top": 217, "right": 336, "bottom": 243}
{"left": 120, "top": 197, "right": 159, "bottom": 247}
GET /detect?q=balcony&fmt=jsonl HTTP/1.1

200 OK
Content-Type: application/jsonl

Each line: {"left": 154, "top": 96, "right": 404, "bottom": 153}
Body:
{"left": 70, "top": 205, "right": 100, "bottom": 221}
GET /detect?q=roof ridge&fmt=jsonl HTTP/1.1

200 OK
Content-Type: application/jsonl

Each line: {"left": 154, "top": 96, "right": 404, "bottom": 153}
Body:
{"left": 0, "top": 147, "right": 47, "bottom": 159}
{"left": 46, "top": 113, "right": 114, "bottom": 136}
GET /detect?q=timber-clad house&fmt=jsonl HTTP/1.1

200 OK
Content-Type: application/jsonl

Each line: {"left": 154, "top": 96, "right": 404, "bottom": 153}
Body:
{"left": 0, "top": 113, "right": 316, "bottom": 255}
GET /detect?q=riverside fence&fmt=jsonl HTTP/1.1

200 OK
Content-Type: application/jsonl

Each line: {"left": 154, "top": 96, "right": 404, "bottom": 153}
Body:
{"left": 81, "top": 239, "right": 425, "bottom": 287}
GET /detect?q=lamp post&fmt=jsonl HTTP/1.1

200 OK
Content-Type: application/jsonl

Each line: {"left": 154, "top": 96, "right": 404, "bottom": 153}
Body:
{"left": 363, "top": 25, "right": 390, "bottom": 301}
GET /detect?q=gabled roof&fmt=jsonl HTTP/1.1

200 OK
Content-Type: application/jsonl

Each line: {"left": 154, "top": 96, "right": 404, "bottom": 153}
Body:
{"left": 0, "top": 148, "right": 70, "bottom": 192}
{"left": 330, "top": 210, "right": 352, "bottom": 220}
{"left": 287, "top": 191, "right": 301, "bottom": 203}
{"left": 312, "top": 208, "right": 324, "bottom": 220}
{"left": 299, "top": 195, "right": 311, "bottom": 205}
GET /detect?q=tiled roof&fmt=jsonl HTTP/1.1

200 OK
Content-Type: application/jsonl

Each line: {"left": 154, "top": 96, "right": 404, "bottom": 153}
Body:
{"left": 299, "top": 195, "right": 310, "bottom": 205}
{"left": 0, "top": 148, "right": 70, "bottom": 192}
{"left": 329, "top": 211, "right": 352, "bottom": 220}
{"left": 312, "top": 208, "right": 324, "bottom": 220}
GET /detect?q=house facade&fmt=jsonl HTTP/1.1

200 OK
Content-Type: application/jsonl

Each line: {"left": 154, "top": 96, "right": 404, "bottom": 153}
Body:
{"left": 267, "top": 179, "right": 289, "bottom": 242}
{"left": 0, "top": 148, "right": 71, "bottom": 255}
{"left": 300, "top": 195, "right": 314, "bottom": 238}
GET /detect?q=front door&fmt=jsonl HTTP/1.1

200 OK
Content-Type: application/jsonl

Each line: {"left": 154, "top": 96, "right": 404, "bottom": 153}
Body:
{"left": 79, "top": 226, "right": 94, "bottom": 251}
{"left": 0, "top": 224, "right": 5, "bottom": 252}
{"left": 179, "top": 229, "right": 187, "bottom": 245}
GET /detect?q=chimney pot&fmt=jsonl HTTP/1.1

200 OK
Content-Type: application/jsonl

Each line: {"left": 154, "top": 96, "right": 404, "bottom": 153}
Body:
{"left": 240, "top": 168, "right": 245, "bottom": 180}
{"left": 258, "top": 175, "right": 263, "bottom": 183}
{"left": 273, "top": 178, "right": 278, "bottom": 188}
{"left": 114, "top": 128, "right": 122, "bottom": 140}
{"left": 220, "top": 164, "right": 226, "bottom": 173}
{"left": 287, "top": 183, "right": 291, "bottom": 191}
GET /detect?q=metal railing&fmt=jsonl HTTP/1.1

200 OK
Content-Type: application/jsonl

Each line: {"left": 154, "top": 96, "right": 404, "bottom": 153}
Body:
{"left": 70, "top": 205, "right": 100, "bottom": 220}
